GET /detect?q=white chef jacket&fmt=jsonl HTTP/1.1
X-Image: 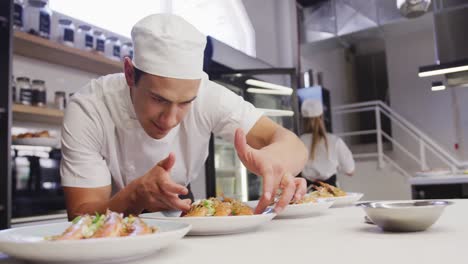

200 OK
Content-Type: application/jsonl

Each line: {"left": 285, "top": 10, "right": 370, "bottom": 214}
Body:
{"left": 60, "top": 73, "right": 263, "bottom": 192}
{"left": 300, "top": 133, "right": 355, "bottom": 181}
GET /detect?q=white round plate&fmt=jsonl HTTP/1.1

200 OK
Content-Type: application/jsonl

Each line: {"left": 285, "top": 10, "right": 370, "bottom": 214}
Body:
{"left": 319, "top": 192, "right": 364, "bottom": 207}
{"left": 13, "top": 137, "right": 59, "bottom": 147}
{"left": 246, "top": 200, "right": 334, "bottom": 219}
{"left": 140, "top": 212, "right": 276, "bottom": 236}
{"left": 0, "top": 219, "right": 190, "bottom": 263}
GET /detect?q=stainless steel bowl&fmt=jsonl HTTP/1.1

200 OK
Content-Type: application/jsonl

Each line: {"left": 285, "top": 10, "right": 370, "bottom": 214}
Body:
{"left": 356, "top": 200, "right": 453, "bottom": 232}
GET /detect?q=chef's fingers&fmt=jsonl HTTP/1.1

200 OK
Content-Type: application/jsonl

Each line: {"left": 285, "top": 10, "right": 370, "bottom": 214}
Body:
{"left": 293, "top": 177, "right": 307, "bottom": 201}
{"left": 254, "top": 165, "right": 275, "bottom": 214}
{"left": 159, "top": 175, "right": 189, "bottom": 195}
{"left": 234, "top": 128, "right": 253, "bottom": 164}
{"left": 157, "top": 152, "right": 175, "bottom": 171}
{"left": 274, "top": 173, "right": 295, "bottom": 213}
{"left": 165, "top": 193, "right": 191, "bottom": 211}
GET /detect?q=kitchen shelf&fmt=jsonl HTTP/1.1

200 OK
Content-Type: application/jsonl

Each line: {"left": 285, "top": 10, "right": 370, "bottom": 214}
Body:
{"left": 13, "top": 31, "right": 122, "bottom": 75}
{"left": 12, "top": 104, "right": 64, "bottom": 124}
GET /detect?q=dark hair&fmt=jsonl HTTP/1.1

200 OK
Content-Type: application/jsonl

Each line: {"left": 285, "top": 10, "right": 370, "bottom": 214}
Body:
{"left": 134, "top": 66, "right": 146, "bottom": 85}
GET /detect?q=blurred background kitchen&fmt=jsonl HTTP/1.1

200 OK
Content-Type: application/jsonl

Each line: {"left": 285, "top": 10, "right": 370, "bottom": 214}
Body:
{"left": 2, "top": 0, "right": 468, "bottom": 229}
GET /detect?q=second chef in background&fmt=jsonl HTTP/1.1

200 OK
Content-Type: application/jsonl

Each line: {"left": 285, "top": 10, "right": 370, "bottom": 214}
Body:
{"left": 300, "top": 99, "right": 355, "bottom": 187}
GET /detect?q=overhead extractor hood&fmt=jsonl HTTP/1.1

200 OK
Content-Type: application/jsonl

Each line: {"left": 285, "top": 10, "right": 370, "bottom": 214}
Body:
{"left": 418, "top": 1, "right": 468, "bottom": 87}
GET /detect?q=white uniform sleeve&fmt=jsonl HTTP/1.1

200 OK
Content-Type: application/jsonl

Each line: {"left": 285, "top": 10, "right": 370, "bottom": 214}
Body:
{"left": 336, "top": 138, "right": 355, "bottom": 174}
{"left": 60, "top": 98, "right": 112, "bottom": 188}
{"left": 204, "top": 80, "right": 263, "bottom": 143}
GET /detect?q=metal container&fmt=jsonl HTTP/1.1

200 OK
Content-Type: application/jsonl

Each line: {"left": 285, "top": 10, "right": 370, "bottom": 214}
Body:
{"left": 11, "top": 76, "right": 16, "bottom": 103}
{"left": 120, "top": 42, "right": 133, "bottom": 59}
{"left": 24, "top": 0, "right": 52, "bottom": 39}
{"left": 76, "top": 25, "right": 94, "bottom": 51}
{"left": 57, "top": 18, "right": 75, "bottom": 47}
{"left": 17, "top": 77, "right": 32, "bottom": 105}
{"left": 54, "top": 91, "right": 66, "bottom": 110}
{"left": 31, "top": 79, "right": 46, "bottom": 107}
{"left": 357, "top": 200, "right": 453, "bottom": 232}
{"left": 93, "top": 30, "right": 106, "bottom": 54}
{"left": 13, "top": 0, "right": 25, "bottom": 31}
{"left": 105, "top": 36, "right": 121, "bottom": 61}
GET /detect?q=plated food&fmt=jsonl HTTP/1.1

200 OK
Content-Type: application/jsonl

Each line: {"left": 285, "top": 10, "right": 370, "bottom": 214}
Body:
{"left": 12, "top": 130, "right": 59, "bottom": 147}
{"left": 141, "top": 197, "right": 275, "bottom": 235}
{"left": 48, "top": 210, "right": 157, "bottom": 241}
{"left": 184, "top": 197, "right": 253, "bottom": 217}
{"left": 0, "top": 215, "right": 190, "bottom": 262}
{"left": 304, "top": 182, "right": 363, "bottom": 207}
{"left": 309, "top": 182, "right": 347, "bottom": 198}
{"left": 13, "top": 130, "right": 51, "bottom": 139}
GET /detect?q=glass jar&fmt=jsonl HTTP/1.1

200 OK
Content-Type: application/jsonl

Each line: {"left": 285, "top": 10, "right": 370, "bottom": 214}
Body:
{"left": 54, "top": 91, "right": 66, "bottom": 110}
{"left": 105, "top": 36, "right": 121, "bottom": 61}
{"left": 57, "top": 18, "right": 75, "bottom": 47}
{"left": 13, "top": 0, "right": 25, "bottom": 31}
{"left": 120, "top": 42, "right": 133, "bottom": 59}
{"left": 76, "top": 25, "right": 94, "bottom": 51}
{"left": 25, "top": 0, "right": 52, "bottom": 39}
{"left": 93, "top": 30, "right": 106, "bottom": 54}
{"left": 17, "top": 77, "right": 32, "bottom": 105}
{"left": 11, "top": 75, "right": 17, "bottom": 103}
{"left": 31, "top": 79, "right": 47, "bottom": 107}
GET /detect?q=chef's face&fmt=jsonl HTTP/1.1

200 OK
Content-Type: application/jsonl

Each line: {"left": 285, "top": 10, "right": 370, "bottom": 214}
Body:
{"left": 124, "top": 59, "right": 200, "bottom": 139}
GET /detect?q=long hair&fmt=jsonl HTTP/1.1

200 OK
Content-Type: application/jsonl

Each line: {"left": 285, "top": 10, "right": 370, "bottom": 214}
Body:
{"left": 304, "top": 115, "right": 328, "bottom": 160}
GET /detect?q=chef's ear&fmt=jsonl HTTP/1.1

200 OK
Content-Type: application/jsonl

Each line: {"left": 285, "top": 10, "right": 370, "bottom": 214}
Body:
{"left": 124, "top": 57, "right": 136, "bottom": 88}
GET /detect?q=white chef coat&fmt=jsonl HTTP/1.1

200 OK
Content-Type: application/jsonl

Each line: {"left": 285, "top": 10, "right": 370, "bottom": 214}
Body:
{"left": 60, "top": 73, "right": 263, "bottom": 192}
{"left": 300, "top": 133, "right": 355, "bottom": 181}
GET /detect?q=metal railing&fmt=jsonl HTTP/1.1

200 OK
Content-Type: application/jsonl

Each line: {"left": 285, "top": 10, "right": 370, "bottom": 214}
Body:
{"left": 332, "top": 100, "right": 468, "bottom": 175}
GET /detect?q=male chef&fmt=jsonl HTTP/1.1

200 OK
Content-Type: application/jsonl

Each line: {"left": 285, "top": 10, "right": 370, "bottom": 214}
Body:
{"left": 61, "top": 14, "right": 308, "bottom": 219}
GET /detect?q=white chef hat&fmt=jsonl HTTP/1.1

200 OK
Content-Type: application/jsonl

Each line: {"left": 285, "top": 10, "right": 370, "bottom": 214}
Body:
{"left": 131, "top": 14, "right": 206, "bottom": 79}
{"left": 301, "top": 99, "right": 323, "bottom": 118}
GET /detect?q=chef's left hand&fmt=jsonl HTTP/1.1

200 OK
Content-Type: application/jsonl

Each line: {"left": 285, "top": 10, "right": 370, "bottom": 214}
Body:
{"left": 234, "top": 128, "right": 307, "bottom": 214}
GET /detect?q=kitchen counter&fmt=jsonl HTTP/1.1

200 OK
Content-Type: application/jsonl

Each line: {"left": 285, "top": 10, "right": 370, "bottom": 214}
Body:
{"left": 409, "top": 174, "right": 468, "bottom": 185}
{"left": 1, "top": 199, "right": 466, "bottom": 264}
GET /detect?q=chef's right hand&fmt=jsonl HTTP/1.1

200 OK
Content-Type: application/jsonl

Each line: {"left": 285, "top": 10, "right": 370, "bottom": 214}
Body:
{"left": 131, "top": 153, "right": 191, "bottom": 212}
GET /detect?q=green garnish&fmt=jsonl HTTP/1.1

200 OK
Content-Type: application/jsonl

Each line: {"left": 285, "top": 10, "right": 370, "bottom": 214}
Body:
{"left": 202, "top": 199, "right": 215, "bottom": 216}
{"left": 82, "top": 214, "right": 106, "bottom": 238}
{"left": 72, "top": 216, "right": 82, "bottom": 224}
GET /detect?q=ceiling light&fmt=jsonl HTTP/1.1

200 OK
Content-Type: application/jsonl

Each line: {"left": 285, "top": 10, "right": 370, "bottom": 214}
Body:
{"left": 245, "top": 79, "right": 293, "bottom": 92}
{"left": 419, "top": 59, "right": 468, "bottom": 77}
{"left": 256, "top": 108, "right": 294, "bottom": 117}
{"left": 246, "top": 88, "right": 292, "bottom": 95}
{"left": 431, "top": 81, "right": 446, "bottom": 91}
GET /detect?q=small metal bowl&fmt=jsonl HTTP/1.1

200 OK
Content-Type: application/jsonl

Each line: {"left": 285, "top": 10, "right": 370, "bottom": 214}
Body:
{"left": 356, "top": 200, "right": 453, "bottom": 232}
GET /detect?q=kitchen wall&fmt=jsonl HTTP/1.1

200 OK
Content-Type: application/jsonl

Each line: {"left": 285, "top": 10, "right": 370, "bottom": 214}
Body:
{"left": 383, "top": 18, "right": 463, "bottom": 169}
{"left": 242, "top": 0, "right": 298, "bottom": 69}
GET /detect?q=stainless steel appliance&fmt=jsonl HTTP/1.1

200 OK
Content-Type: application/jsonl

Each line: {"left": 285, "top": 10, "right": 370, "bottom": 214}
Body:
{"left": 11, "top": 146, "right": 65, "bottom": 217}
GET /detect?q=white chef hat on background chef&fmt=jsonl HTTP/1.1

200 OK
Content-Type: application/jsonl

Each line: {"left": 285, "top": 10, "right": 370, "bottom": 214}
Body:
{"left": 131, "top": 14, "right": 207, "bottom": 79}
{"left": 301, "top": 99, "right": 323, "bottom": 118}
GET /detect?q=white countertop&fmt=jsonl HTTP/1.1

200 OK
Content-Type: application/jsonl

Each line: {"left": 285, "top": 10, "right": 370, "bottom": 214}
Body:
{"left": 1, "top": 199, "right": 467, "bottom": 264}
{"left": 409, "top": 174, "right": 468, "bottom": 185}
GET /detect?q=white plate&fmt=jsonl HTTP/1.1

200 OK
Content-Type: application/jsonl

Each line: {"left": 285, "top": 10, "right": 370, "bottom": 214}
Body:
{"left": 13, "top": 137, "right": 59, "bottom": 147}
{"left": 319, "top": 192, "right": 364, "bottom": 207}
{"left": 246, "top": 200, "right": 334, "bottom": 219}
{"left": 0, "top": 219, "right": 190, "bottom": 263}
{"left": 141, "top": 212, "right": 276, "bottom": 236}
